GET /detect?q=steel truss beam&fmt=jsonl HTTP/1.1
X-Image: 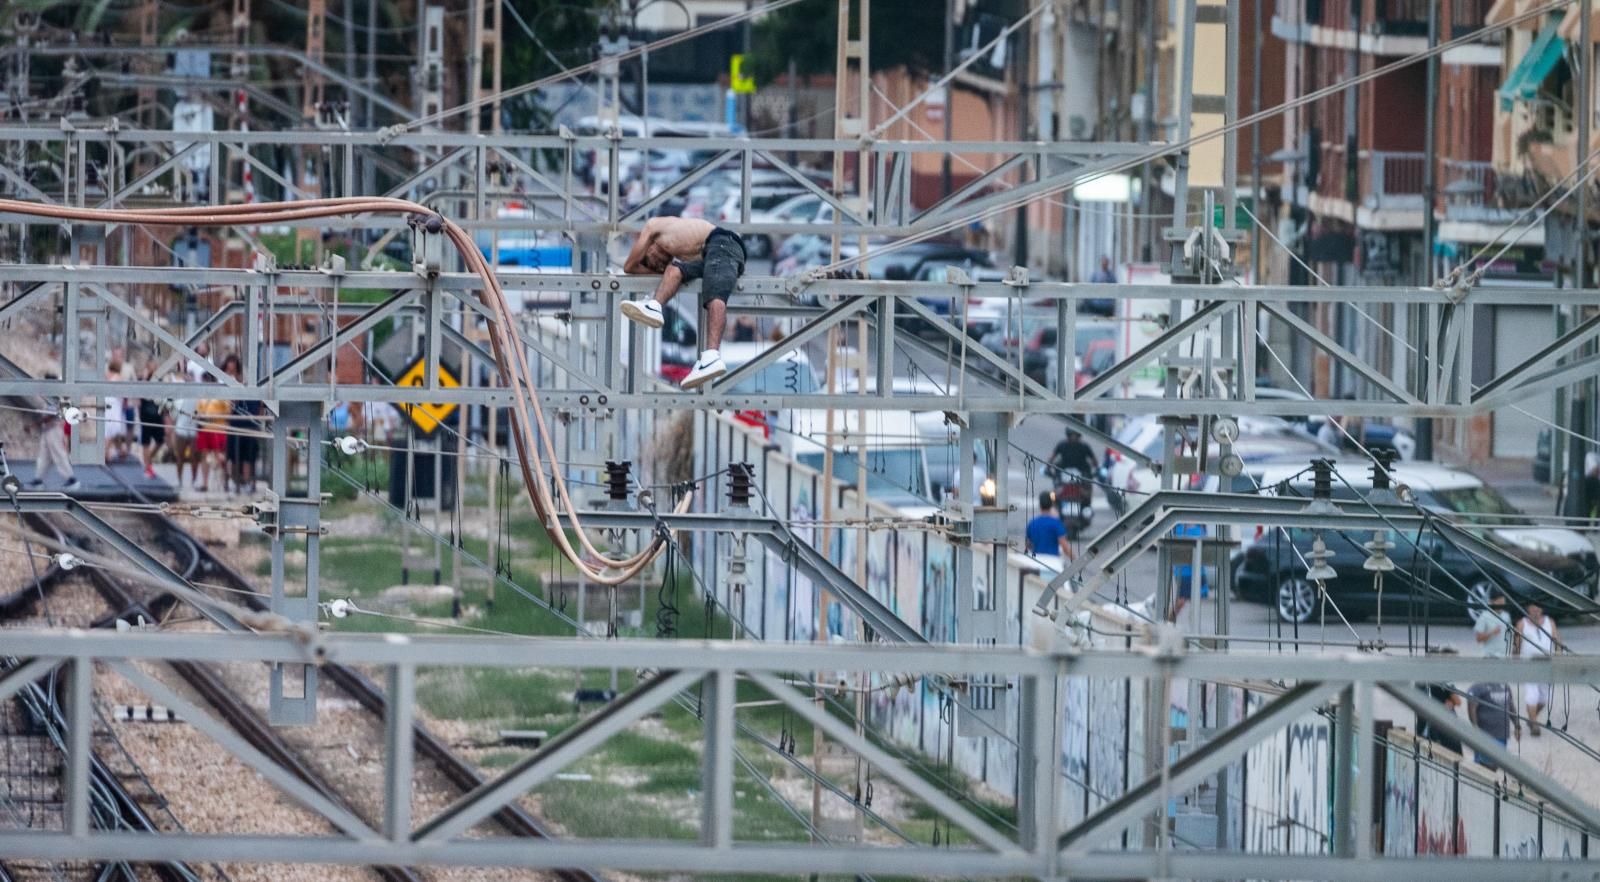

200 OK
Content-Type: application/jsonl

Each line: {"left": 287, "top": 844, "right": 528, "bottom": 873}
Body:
{"left": 0, "top": 125, "right": 1154, "bottom": 237}
{"left": 6, "top": 630, "right": 1600, "bottom": 879}
{"left": 5, "top": 265, "right": 1591, "bottom": 417}
{"left": 1035, "top": 490, "right": 1594, "bottom": 617}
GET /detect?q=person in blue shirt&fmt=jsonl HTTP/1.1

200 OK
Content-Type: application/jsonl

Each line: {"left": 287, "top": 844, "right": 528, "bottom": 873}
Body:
{"left": 1026, "top": 491, "right": 1074, "bottom": 569}
{"left": 1168, "top": 522, "right": 1210, "bottom": 622}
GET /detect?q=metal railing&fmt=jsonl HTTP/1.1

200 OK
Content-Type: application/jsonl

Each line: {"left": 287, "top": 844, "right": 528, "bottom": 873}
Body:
{"left": 2, "top": 628, "right": 1599, "bottom": 879}
{"left": 1375, "top": 0, "right": 1431, "bottom": 35}
{"left": 1362, "top": 150, "right": 1428, "bottom": 210}
{"left": 1450, "top": 0, "right": 1500, "bottom": 39}
{"left": 1441, "top": 158, "right": 1516, "bottom": 222}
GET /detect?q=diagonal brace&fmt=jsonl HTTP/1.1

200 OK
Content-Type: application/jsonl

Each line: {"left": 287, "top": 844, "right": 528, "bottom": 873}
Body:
{"left": 1058, "top": 680, "right": 1344, "bottom": 852}
{"left": 711, "top": 296, "right": 872, "bottom": 392}
{"left": 1384, "top": 683, "right": 1600, "bottom": 835}
{"left": 1078, "top": 301, "right": 1232, "bottom": 400}
{"left": 90, "top": 285, "right": 236, "bottom": 386}
{"left": 412, "top": 669, "right": 702, "bottom": 844}
{"left": 106, "top": 659, "right": 380, "bottom": 841}
{"left": 0, "top": 657, "right": 64, "bottom": 705}
{"left": 1261, "top": 302, "right": 1420, "bottom": 405}
{"left": 747, "top": 671, "right": 1022, "bottom": 855}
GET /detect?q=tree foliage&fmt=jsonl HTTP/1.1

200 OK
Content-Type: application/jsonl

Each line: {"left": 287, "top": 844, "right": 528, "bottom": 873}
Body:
{"left": 747, "top": 0, "right": 947, "bottom": 83}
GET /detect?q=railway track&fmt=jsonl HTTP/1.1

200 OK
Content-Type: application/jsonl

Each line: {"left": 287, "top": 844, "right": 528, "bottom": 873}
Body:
{"left": 0, "top": 520, "right": 200, "bottom": 882}
{"left": 38, "top": 482, "right": 600, "bottom": 882}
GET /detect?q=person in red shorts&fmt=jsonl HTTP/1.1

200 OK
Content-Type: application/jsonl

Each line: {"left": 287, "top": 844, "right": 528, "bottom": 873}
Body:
{"left": 195, "top": 387, "right": 230, "bottom": 494}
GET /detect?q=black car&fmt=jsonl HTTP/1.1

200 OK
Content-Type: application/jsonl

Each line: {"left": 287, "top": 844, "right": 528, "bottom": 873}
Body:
{"left": 1235, "top": 526, "right": 1591, "bottom": 624}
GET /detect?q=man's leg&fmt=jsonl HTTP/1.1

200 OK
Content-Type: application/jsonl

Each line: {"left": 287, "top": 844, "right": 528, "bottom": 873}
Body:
{"left": 652, "top": 263, "right": 685, "bottom": 305}
{"left": 704, "top": 299, "right": 727, "bottom": 351}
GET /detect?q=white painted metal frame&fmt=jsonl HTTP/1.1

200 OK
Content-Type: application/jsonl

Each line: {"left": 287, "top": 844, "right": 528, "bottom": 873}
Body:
{"left": 3, "top": 630, "right": 1600, "bottom": 879}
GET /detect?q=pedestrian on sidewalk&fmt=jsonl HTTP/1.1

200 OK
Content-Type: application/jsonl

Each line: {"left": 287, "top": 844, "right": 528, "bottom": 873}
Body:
{"left": 1025, "top": 491, "right": 1074, "bottom": 574}
{"left": 1472, "top": 588, "right": 1513, "bottom": 658}
{"left": 1466, "top": 681, "right": 1516, "bottom": 769}
{"left": 1514, "top": 601, "right": 1560, "bottom": 736}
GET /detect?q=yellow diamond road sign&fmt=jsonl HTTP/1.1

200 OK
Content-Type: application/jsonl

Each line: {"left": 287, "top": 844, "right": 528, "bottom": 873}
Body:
{"left": 394, "top": 356, "right": 459, "bottom": 436}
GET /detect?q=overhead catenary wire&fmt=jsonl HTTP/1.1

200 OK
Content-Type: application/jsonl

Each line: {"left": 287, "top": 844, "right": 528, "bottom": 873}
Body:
{"left": 387, "top": 0, "right": 807, "bottom": 136}
{"left": 806, "top": 0, "right": 1577, "bottom": 279}
{"left": 0, "top": 196, "right": 686, "bottom": 586}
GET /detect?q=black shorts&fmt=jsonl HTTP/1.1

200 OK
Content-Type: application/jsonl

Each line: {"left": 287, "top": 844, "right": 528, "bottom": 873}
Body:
{"left": 672, "top": 228, "right": 746, "bottom": 307}
{"left": 141, "top": 425, "right": 166, "bottom": 446}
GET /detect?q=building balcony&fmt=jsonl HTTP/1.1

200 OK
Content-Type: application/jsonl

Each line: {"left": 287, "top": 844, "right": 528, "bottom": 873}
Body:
{"left": 1374, "top": 0, "right": 1430, "bottom": 37}
{"left": 1361, "top": 150, "right": 1427, "bottom": 211}
{"left": 1452, "top": 0, "right": 1502, "bottom": 39}
{"left": 1441, "top": 159, "right": 1518, "bottom": 223}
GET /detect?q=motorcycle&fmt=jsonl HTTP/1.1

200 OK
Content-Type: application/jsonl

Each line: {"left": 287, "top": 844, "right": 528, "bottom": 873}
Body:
{"left": 1049, "top": 466, "right": 1095, "bottom": 536}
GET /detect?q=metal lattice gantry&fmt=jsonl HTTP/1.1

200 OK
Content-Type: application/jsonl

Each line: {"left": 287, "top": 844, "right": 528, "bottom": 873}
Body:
{"left": 2, "top": 629, "right": 1599, "bottom": 880}
{"left": 0, "top": 258, "right": 1592, "bottom": 418}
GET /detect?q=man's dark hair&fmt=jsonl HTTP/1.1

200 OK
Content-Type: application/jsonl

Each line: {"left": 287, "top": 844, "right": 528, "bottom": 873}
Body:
{"left": 1039, "top": 490, "right": 1055, "bottom": 511}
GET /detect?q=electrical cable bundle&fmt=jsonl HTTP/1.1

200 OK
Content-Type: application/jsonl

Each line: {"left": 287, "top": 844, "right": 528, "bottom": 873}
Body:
{"left": 0, "top": 196, "right": 687, "bottom": 585}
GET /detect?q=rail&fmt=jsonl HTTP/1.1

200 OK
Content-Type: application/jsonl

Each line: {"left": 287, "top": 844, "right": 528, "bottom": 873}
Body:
{"left": 95, "top": 467, "right": 605, "bottom": 882}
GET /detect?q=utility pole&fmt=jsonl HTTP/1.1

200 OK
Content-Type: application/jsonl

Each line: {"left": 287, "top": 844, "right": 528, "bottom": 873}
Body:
{"left": 1250, "top": 0, "right": 1262, "bottom": 283}
{"left": 1415, "top": 0, "right": 1438, "bottom": 460}
{"left": 942, "top": 0, "right": 956, "bottom": 197}
{"left": 816, "top": 0, "right": 869, "bottom": 849}
{"left": 1565, "top": 0, "right": 1593, "bottom": 516}
{"left": 297, "top": 0, "right": 328, "bottom": 264}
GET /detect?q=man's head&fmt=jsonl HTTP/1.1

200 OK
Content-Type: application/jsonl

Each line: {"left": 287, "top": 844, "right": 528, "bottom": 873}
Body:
{"left": 1039, "top": 490, "right": 1055, "bottom": 513}
{"left": 1065, "top": 427, "right": 1081, "bottom": 441}
{"left": 643, "top": 242, "right": 673, "bottom": 273}
{"left": 1099, "top": 256, "right": 1111, "bottom": 271}
{"left": 1526, "top": 600, "right": 1544, "bottom": 620}
{"left": 1489, "top": 588, "right": 1506, "bottom": 608}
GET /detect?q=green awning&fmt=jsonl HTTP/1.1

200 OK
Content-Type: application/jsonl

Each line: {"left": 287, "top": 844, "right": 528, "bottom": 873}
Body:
{"left": 1499, "top": 20, "right": 1566, "bottom": 111}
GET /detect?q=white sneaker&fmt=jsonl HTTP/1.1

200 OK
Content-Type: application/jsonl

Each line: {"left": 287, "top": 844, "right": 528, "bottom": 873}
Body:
{"left": 681, "top": 350, "right": 726, "bottom": 390}
{"left": 620, "top": 299, "right": 664, "bottom": 328}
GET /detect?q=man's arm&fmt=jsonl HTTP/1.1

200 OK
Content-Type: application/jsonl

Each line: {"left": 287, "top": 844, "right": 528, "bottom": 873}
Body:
{"left": 1058, "top": 534, "right": 1074, "bottom": 562}
{"left": 623, "top": 218, "right": 663, "bottom": 274}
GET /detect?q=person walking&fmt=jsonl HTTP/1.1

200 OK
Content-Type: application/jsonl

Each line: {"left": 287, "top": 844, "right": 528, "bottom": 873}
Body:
{"left": 169, "top": 375, "right": 199, "bottom": 490}
{"left": 136, "top": 363, "right": 169, "bottom": 480}
{"left": 28, "top": 392, "right": 79, "bottom": 490}
{"left": 103, "top": 360, "right": 130, "bottom": 464}
{"left": 195, "top": 385, "right": 230, "bottom": 494}
{"left": 1472, "top": 588, "right": 1514, "bottom": 657}
{"left": 1166, "top": 522, "right": 1212, "bottom": 623}
{"left": 1025, "top": 491, "right": 1074, "bottom": 572}
{"left": 1514, "top": 601, "right": 1560, "bottom": 736}
{"left": 1466, "top": 680, "right": 1516, "bottom": 769}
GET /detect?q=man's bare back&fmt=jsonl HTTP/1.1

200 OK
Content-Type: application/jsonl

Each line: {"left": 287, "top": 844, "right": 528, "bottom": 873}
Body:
{"left": 623, "top": 216, "right": 716, "bottom": 273}
{"left": 617, "top": 215, "right": 748, "bottom": 389}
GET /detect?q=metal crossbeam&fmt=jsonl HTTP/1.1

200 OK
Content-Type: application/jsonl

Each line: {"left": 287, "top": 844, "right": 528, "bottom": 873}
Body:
{"left": 6, "top": 630, "right": 1600, "bottom": 879}
{"left": 1057, "top": 680, "right": 1343, "bottom": 851}
{"left": 413, "top": 669, "right": 700, "bottom": 843}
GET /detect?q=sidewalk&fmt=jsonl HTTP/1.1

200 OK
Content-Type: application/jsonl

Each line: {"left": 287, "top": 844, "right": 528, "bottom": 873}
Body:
{"left": 1466, "top": 457, "right": 1556, "bottom": 516}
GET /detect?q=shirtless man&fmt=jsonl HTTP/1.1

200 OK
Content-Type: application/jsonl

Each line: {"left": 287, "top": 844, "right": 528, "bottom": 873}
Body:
{"left": 618, "top": 215, "right": 747, "bottom": 389}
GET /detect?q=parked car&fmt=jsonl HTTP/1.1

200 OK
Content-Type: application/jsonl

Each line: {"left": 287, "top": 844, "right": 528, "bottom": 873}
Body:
{"left": 1235, "top": 460, "right": 1600, "bottom": 622}
{"left": 788, "top": 409, "right": 938, "bottom": 519}
{"left": 1236, "top": 525, "right": 1589, "bottom": 624}
{"left": 715, "top": 186, "right": 808, "bottom": 257}
{"left": 1104, "top": 416, "right": 1339, "bottom": 516}
{"left": 1249, "top": 385, "right": 1417, "bottom": 460}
